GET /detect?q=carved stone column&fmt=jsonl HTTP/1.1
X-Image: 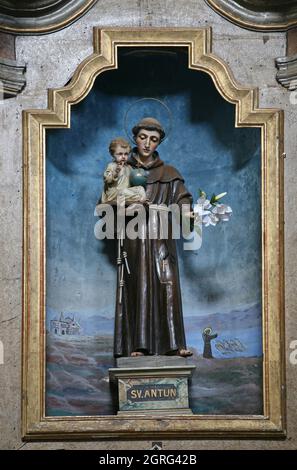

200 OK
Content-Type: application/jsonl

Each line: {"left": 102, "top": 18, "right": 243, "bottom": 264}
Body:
{"left": 0, "top": 32, "right": 26, "bottom": 98}
{"left": 276, "top": 28, "right": 297, "bottom": 91}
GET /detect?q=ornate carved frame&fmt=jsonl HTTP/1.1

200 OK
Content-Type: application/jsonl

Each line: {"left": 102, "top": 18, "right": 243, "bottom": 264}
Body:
{"left": 22, "top": 28, "right": 285, "bottom": 440}
{"left": 205, "top": 0, "right": 297, "bottom": 31}
{"left": 0, "top": 0, "right": 98, "bottom": 34}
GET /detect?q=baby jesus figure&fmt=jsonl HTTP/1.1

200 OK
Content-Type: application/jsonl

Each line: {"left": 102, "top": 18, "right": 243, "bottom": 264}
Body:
{"left": 101, "top": 137, "right": 146, "bottom": 205}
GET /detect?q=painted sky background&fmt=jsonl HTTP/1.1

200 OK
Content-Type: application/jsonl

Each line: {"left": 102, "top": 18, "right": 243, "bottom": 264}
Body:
{"left": 46, "top": 48, "right": 261, "bottom": 318}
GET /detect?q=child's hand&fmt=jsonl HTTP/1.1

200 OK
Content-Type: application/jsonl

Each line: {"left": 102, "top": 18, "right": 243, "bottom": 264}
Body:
{"left": 115, "top": 162, "right": 124, "bottom": 173}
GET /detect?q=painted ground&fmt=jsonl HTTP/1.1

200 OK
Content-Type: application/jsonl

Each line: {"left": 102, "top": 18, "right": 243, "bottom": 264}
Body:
{"left": 46, "top": 334, "right": 263, "bottom": 416}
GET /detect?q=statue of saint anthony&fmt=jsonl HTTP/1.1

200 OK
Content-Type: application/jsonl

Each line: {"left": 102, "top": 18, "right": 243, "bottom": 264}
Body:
{"left": 99, "top": 117, "right": 194, "bottom": 358}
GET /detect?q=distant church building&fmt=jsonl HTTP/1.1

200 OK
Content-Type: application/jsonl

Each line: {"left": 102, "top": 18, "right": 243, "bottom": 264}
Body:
{"left": 50, "top": 313, "right": 81, "bottom": 336}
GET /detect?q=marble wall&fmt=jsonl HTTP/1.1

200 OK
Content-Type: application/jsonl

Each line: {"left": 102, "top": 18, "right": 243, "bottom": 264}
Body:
{"left": 0, "top": 0, "right": 296, "bottom": 450}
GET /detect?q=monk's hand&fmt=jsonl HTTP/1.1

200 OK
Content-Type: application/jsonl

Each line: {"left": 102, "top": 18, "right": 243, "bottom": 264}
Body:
{"left": 183, "top": 211, "right": 195, "bottom": 218}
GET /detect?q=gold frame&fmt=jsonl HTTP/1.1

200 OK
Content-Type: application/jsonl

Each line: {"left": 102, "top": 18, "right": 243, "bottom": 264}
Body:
{"left": 22, "top": 27, "right": 285, "bottom": 440}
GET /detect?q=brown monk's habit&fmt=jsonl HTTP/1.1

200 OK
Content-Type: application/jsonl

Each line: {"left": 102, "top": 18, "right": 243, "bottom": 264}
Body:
{"left": 114, "top": 151, "right": 193, "bottom": 357}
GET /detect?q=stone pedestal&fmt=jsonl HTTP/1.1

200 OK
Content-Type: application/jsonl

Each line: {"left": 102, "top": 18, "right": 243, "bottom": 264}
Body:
{"left": 109, "top": 356, "right": 196, "bottom": 416}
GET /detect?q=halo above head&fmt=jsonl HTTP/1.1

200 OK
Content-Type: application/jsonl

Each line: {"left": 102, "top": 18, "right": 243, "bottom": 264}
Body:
{"left": 124, "top": 97, "right": 172, "bottom": 143}
{"left": 203, "top": 327, "right": 212, "bottom": 335}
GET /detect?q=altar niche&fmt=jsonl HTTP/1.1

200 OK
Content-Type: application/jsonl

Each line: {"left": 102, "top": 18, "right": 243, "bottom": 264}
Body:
{"left": 22, "top": 28, "right": 285, "bottom": 440}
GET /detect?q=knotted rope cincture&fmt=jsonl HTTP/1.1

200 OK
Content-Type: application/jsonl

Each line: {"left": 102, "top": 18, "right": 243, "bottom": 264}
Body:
{"left": 117, "top": 228, "right": 130, "bottom": 304}
{"left": 122, "top": 250, "right": 130, "bottom": 274}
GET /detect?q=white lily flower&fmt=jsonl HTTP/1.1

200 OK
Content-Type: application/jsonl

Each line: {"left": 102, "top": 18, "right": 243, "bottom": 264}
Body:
{"left": 203, "top": 213, "right": 219, "bottom": 227}
{"left": 195, "top": 190, "right": 232, "bottom": 229}
{"left": 202, "top": 210, "right": 212, "bottom": 217}
{"left": 212, "top": 205, "right": 224, "bottom": 214}
{"left": 196, "top": 197, "right": 212, "bottom": 210}
{"left": 212, "top": 203, "right": 233, "bottom": 222}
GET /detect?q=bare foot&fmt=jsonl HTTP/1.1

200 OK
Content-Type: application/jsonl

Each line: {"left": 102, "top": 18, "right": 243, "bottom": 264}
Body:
{"left": 131, "top": 351, "right": 145, "bottom": 357}
{"left": 178, "top": 349, "right": 193, "bottom": 357}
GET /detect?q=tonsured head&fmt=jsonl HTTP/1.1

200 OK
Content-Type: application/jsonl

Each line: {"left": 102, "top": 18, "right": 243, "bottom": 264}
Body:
{"left": 132, "top": 117, "right": 165, "bottom": 159}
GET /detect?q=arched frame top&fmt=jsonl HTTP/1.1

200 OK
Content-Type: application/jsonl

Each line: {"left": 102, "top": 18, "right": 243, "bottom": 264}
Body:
{"left": 22, "top": 28, "right": 285, "bottom": 440}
